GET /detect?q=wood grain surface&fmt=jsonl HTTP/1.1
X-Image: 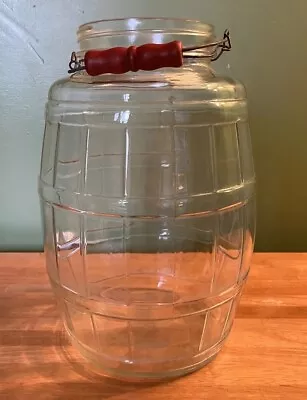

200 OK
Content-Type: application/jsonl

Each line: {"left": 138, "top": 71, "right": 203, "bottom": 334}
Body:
{"left": 0, "top": 253, "right": 307, "bottom": 399}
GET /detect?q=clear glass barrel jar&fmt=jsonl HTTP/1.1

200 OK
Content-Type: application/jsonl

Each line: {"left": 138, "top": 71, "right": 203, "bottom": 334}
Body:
{"left": 39, "top": 18, "right": 255, "bottom": 380}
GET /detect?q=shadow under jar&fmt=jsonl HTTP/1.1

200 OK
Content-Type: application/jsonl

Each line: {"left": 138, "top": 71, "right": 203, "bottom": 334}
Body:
{"left": 39, "top": 17, "right": 255, "bottom": 381}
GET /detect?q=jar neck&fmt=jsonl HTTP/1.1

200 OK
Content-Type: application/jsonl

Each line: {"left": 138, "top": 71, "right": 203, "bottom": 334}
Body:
{"left": 77, "top": 17, "right": 215, "bottom": 62}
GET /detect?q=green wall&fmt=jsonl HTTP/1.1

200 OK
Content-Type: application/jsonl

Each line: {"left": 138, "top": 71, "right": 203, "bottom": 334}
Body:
{"left": 1, "top": 0, "right": 306, "bottom": 251}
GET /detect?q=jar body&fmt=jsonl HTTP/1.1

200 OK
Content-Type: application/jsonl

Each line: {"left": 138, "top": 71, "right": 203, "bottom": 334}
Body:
{"left": 39, "top": 19, "right": 255, "bottom": 380}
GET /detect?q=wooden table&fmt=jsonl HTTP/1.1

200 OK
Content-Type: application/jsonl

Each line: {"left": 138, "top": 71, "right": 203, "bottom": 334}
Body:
{"left": 0, "top": 253, "right": 307, "bottom": 399}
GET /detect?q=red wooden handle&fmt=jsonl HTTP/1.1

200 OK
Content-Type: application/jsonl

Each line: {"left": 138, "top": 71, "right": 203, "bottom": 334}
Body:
{"left": 84, "top": 41, "right": 183, "bottom": 76}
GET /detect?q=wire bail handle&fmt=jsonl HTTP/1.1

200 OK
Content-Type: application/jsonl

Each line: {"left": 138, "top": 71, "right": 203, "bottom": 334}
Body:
{"left": 68, "top": 29, "right": 231, "bottom": 75}
{"left": 68, "top": 52, "right": 81, "bottom": 74}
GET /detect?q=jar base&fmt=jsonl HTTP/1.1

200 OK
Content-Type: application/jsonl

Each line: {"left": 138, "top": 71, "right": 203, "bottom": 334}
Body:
{"left": 65, "top": 323, "right": 228, "bottom": 382}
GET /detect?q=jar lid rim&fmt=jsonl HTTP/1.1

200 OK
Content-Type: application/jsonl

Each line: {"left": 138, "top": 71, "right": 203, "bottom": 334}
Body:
{"left": 78, "top": 17, "right": 214, "bottom": 40}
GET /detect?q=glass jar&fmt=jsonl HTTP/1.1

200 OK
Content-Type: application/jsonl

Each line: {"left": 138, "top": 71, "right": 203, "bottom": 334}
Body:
{"left": 39, "top": 18, "right": 255, "bottom": 380}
